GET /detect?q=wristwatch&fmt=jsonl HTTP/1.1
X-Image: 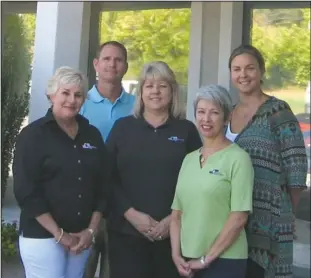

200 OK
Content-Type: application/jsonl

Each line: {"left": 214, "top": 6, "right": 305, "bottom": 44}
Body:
{"left": 87, "top": 228, "right": 95, "bottom": 243}
{"left": 200, "top": 255, "right": 206, "bottom": 265}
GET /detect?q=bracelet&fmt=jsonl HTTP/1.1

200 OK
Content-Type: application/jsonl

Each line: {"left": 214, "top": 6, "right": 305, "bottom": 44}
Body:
{"left": 87, "top": 228, "right": 95, "bottom": 243}
{"left": 200, "top": 255, "right": 206, "bottom": 265}
{"left": 55, "top": 228, "right": 64, "bottom": 244}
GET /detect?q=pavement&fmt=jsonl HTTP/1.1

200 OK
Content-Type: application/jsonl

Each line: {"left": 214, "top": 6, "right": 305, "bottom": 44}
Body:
{"left": 1, "top": 176, "right": 310, "bottom": 278}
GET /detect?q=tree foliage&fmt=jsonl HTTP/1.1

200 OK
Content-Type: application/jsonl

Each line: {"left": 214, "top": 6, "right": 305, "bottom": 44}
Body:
{"left": 19, "top": 8, "right": 310, "bottom": 88}
{"left": 100, "top": 9, "right": 191, "bottom": 84}
{"left": 252, "top": 8, "right": 310, "bottom": 88}
{"left": 1, "top": 14, "right": 31, "bottom": 202}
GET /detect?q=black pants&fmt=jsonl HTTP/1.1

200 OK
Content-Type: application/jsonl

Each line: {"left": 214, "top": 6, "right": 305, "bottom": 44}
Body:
{"left": 108, "top": 229, "right": 180, "bottom": 278}
{"left": 245, "top": 258, "right": 265, "bottom": 278}
{"left": 193, "top": 258, "right": 247, "bottom": 278}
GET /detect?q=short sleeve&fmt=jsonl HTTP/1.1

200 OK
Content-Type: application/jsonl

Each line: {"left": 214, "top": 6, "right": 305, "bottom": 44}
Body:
{"left": 230, "top": 150, "right": 254, "bottom": 212}
{"left": 171, "top": 193, "right": 182, "bottom": 211}
{"left": 270, "top": 103, "right": 308, "bottom": 189}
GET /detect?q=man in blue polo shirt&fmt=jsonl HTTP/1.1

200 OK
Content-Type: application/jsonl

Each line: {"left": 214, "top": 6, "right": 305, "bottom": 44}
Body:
{"left": 81, "top": 41, "right": 135, "bottom": 278}
{"left": 80, "top": 41, "right": 135, "bottom": 141}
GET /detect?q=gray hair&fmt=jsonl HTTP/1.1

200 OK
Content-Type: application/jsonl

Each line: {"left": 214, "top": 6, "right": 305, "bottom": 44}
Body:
{"left": 46, "top": 66, "right": 87, "bottom": 98}
{"left": 194, "top": 85, "right": 233, "bottom": 121}
{"left": 133, "top": 61, "right": 185, "bottom": 119}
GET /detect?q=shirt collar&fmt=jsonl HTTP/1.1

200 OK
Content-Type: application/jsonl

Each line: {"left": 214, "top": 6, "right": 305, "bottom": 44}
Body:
{"left": 137, "top": 115, "right": 174, "bottom": 129}
{"left": 88, "top": 84, "right": 129, "bottom": 104}
{"left": 41, "top": 108, "right": 89, "bottom": 129}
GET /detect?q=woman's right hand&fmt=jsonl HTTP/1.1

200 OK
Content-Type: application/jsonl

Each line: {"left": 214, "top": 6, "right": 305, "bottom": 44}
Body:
{"left": 172, "top": 254, "right": 193, "bottom": 277}
{"left": 124, "top": 208, "right": 158, "bottom": 240}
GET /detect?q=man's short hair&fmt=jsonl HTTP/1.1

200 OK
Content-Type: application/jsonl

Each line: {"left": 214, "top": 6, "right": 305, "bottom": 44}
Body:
{"left": 96, "top": 41, "right": 128, "bottom": 62}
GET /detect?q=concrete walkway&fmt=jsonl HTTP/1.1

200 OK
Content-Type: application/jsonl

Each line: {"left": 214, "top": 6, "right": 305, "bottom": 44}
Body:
{"left": 2, "top": 177, "right": 310, "bottom": 278}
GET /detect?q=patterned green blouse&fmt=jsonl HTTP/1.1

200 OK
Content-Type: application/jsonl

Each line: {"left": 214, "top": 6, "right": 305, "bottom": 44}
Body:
{"left": 228, "top": 96, "right": 308, "bottom": 278}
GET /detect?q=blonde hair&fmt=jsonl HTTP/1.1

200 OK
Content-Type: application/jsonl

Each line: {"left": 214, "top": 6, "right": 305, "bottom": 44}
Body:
{"left": 46, "top": 66, "right": 87, "bottom": 98}
{"left": 133, "top": 61, "right": 184, "bottom": 119}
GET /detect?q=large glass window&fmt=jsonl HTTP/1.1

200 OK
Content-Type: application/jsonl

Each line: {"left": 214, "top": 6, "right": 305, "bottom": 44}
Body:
{"left": 99, "top": 8, "right": 191, "bottom": 106}
{"left": 250, "top": 8, "right": 310, "bottom": 115}
{"left": 250, "top": 7, "right": 310, "bottom": 176}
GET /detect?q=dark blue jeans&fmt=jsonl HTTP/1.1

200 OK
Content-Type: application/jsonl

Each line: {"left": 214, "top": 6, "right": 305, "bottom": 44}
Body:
{"left": 193, "top": 258, "right": 247, "bottom": 278}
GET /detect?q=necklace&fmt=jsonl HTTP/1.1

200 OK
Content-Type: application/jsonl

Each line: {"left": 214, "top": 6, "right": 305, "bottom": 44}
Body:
{"left": 200, "top": 154, "right": 206, "bottom": 164}
{"left": 199, "top": 138, "right": 229, "bottom": 165}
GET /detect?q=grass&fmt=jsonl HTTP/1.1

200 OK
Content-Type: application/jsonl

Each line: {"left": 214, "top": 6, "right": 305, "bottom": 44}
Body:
{"left": 265, "top": 86, "right": 307, "bottom": 115}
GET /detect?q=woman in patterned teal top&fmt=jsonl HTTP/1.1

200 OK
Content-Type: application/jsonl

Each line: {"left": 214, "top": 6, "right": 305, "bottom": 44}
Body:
{"left": 226, "top": 45, "right": 308, "bottom": 278}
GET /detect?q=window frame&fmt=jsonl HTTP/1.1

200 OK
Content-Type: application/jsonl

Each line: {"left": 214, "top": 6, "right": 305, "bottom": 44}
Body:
{"left": 242, "top": 1, "right": 310, "bottom": 43}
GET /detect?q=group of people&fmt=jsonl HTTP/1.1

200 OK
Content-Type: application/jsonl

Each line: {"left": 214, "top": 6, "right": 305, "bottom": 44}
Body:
{"left": 13, "top": 41, "right": 308, "bottom": 278}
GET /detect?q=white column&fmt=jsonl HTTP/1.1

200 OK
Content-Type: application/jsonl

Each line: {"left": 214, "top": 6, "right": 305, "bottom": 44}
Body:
{"left": 186, "top": 2, "right": 244, "bottom": 120}
{"left": 217, "top": 2, "right": 244, "bottom": 104}
{"left": 29, "top": 2, "right": 91, "bottom": 123}
{"left": 186, "top": 2, "right": 204, "bottom": 121}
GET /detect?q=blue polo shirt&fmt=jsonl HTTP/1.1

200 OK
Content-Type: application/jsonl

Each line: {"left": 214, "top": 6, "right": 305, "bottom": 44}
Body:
{"left": 80, "top": 85, "right": 135, "bottom": 141}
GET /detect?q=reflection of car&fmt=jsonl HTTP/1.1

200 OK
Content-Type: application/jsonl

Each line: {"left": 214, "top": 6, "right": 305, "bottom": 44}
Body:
{"left": 296, "top": 113, "right": 310, "bottom": 176}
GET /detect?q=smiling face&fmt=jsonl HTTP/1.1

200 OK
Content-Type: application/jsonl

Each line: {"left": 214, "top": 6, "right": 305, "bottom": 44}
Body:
{"left": 230, "top": 53, "right": 263, "bottom": 95}
{"left": 93, "top": 44, "right": 128, "bottom": 83}
{"left": 49, "top": 84, "right": 85, "bottom": 120}
{"left": 195, "top": 99, "right": 227, "bottom": 139}
{"left": 141, "top": 77, "right": 172, "bottom": 113}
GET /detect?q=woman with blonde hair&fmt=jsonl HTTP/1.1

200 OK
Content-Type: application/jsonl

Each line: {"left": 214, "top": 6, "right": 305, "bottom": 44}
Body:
{"left": 13, "top": 66, "right": 110, "bottom": 278}
{"left": 106, "top": 61, "right": 202, "bottom": 278}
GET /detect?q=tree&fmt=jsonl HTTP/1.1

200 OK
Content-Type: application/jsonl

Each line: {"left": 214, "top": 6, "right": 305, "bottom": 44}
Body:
{"left": 252, "top": 8, "right": 310, "bottom": 88}
{"left": 19, "top": 13, "right": 36, "bottom": 61}
{"left": 99, "top": 9, "right": 191, "bottom": 84}
{"left": 1, "top": 14, "right": 31, "bottom": 202}
{"left": 17, "top": 8, "right": 311, "bottom": 89}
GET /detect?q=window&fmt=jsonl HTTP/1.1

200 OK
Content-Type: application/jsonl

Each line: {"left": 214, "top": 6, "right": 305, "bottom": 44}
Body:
{"left": 98, "top": 8, "right": 191, "bottom": 106}
{"left": 249, "top": 8, "right": 310, "bottom": 116}
{"left": 249, "top": 7, "right": 310, "bottom": 175}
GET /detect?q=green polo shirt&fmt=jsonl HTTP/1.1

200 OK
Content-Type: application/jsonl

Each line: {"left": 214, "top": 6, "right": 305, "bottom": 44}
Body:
{"left": 171, "top": 143, "right": 254, "bottom": 259}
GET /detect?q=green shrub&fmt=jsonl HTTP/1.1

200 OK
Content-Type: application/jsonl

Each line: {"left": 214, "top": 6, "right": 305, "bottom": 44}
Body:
{"left": 1, "top": 14, "right": 31, "bottom": 203}
{"left": 1, "top": 220, "right": 19, "bottom": 260}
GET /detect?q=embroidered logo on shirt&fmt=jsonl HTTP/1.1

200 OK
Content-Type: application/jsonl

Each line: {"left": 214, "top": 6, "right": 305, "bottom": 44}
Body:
{"left": 82, "top": 143, "right": 97, "bottom": 149}
{"left": 168, "top": 136, "right": 184, "bottom": 143}
{"left": 209, "top": 169, "right": 223, "bottom": 176}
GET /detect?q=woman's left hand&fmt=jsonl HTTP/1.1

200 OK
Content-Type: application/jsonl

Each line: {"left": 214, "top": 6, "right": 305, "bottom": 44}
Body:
{"left": 69, "top": 229, "right": 93, "bottom": 255}
{"left": 149, "top": 216, "right": 170, "bottom": 241}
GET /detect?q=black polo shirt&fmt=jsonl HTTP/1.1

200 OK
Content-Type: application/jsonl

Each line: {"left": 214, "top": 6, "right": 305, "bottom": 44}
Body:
{"left": 13, "top": 109, "right": 110, "bottom": 238}
{"left": 106, "top": 115, "right": 202, "bottom": 236}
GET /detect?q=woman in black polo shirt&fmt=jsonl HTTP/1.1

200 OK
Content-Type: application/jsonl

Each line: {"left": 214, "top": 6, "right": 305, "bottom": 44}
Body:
{"left": 13, "top": 67, "right": 110, "bottom": 278}
{"left": 106, "top": 61, "right": 202, "bottom": 278}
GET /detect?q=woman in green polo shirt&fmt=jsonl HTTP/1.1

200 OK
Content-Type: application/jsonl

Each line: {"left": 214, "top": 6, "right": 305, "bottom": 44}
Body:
{"left": 170, "top": 84, "right": 254, "bottom": 278}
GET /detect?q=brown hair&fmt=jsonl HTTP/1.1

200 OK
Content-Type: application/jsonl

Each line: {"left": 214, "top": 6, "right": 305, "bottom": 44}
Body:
{"left": 228, "top": 44, "right": 265, "bottom": 74}
{"left": 96, "top": 41, "right": 128, "bottom": 62}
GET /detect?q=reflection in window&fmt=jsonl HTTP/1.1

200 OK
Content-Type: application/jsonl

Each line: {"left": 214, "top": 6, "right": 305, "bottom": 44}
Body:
{"left": 99, "top": 9, "right": 191, "bottom": 106}
{"left": 250, "top": 8, "right": 310, "bottom": 174}
{"left": 250, "top": 8, "right": 310, "bottom": 115}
